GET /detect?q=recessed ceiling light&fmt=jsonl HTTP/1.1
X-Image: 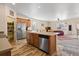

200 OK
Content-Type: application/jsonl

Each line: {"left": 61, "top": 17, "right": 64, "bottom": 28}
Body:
{"left": 12, "top": 3, "right": 16, "bottom": 5}
{"left": 38, "top": 6, "right": 40, "bottom": 8}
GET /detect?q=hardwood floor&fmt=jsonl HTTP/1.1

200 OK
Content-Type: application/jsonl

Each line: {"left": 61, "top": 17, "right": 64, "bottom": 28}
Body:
{"left": 11, "top": 44, "right": 48, "bottom": 56}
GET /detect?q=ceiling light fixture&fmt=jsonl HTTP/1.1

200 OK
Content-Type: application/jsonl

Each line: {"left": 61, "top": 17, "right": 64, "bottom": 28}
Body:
{"left": 12, "top": 3, "right": 16, "bottom": 5}
{"left": 38, "top": 6, "right": 40, "bottom": 8}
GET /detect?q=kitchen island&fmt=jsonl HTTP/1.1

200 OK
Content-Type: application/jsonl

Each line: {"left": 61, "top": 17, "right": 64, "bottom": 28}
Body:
{"left": 27, "top": 31, "right": 57, "bottom": 55}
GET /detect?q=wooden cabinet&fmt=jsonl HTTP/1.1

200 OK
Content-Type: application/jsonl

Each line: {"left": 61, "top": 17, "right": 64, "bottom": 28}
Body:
{"left": 16, "top": 17, "right": 31, "bottom": 27}
{"left": 33, "top": 33, "right": 39, "bottom": 47}
{"left": 28, "top": 33, "right": 33, "bottom": 45}
{"left": 48, "top": 35, "right": 56, "bottom": 55}
{"left": 28, "top": 33, "right": 39, "bottom": 47}
{"left": 27, "top": 33, "right": 30, "bottom": 44}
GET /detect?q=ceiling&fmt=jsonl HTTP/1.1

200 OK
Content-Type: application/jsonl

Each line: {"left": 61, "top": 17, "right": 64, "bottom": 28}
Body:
{"left": 6, "top": 3, "right": 79, "bottom": 21}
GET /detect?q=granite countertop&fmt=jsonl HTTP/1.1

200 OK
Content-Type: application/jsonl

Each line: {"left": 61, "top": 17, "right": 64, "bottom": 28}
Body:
{"left": 0, "top": 38, "right": 12, "bottom": 53}
{"left": 27, "top": 31, "right": 58, "bottom": 36}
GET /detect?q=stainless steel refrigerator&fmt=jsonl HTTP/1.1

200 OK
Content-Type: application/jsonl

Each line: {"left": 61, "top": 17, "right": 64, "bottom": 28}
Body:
{"left": 16, "top": 23, "right": 26, "bottom": 40}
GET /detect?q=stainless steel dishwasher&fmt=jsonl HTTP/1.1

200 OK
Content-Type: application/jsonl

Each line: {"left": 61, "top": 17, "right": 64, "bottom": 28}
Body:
{"left": 39, "top": 35, "right": 48, "bottom": 53}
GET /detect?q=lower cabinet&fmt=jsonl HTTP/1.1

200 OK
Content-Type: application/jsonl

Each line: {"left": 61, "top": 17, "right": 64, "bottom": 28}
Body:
{"left": 29, "top": 33, "right": 33, "bottom": 45}
{"left": 48, "top": 35, "right": 57, "bottom": 55}
{"left": 33, "top": 33, "right": 39, "bottom": 47}
{"left": 28, "top": 33, "right": 39, "bottom": 48}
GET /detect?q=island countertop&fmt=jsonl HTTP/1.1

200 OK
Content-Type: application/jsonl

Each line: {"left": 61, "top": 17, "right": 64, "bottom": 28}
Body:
{"left": 0, "top": 38, "right": 12, "bottom": 54}
{"left": 27, "top": 31, "right": 58, "bottom": 36}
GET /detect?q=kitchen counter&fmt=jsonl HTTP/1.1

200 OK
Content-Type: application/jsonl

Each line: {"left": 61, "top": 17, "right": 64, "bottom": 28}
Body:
{"left": 0, "top": 38, "right": 12, "bottom": 56}
{"left": 27, "top": 31, "right": 57, "bottom": 36}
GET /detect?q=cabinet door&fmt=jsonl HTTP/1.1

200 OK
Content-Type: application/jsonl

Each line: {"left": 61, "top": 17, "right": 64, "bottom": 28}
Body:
{"left": 33, "top": 33, "right": 39, "bottom": 47}
{"left": 27, "top": 33, "right": 39, "bottom": 47}
{"left": 30, "top": 33, "right": 34, "bottom": 45}
{"left": 48, "top": 35, "right": 56, "bottom": 55}
{"left": 27, "top": 33, "right": 30, "bottom": 44}
{"left": 28, "top": 33, "right": 33, "bottom": 45}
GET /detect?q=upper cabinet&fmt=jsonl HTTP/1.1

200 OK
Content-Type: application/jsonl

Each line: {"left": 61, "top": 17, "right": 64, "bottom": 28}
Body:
{"left": 16, "top": 17, "right": 31, "bottom": 26}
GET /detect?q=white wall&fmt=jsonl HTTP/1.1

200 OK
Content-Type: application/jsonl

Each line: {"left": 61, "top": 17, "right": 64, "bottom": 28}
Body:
{"left": 31, "top": 19, "right": 49, "bottom": 31}
{"left": 48, "top": 18, "right": 79, "bottom": 38}
{"left": 0, "top": 4, "right": 16, "bottom": 36}
{"left": 0, "top": 4, "right": 7, "bottom": 35}
{"left": 48, "top": 21, "right": 58, "bottom": 29}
